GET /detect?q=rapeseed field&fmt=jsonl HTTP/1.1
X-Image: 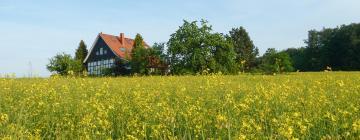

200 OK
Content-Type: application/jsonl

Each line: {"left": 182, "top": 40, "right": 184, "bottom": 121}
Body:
{"left": 0, "top": 72, "right": 359, "bottom": 139}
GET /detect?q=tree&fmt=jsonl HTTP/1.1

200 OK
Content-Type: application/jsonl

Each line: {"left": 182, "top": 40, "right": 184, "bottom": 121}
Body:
{"left": 74, "top": 40, "right": 88, "bottom": 72}
{"left": 151, "top": 42, "right": 167, "bottom": 61}
{"left": 131, "top": 33, "right": 149, "bottom": 75}
{"left": 228, "top": 27, "right": 259, "bottom": 71}
{"left": 211, "top": 33, "right": 237, "bottom": 74}
{"left": 75, "top": 40, "right": 88, "bottom": 61}
{"left": 47, "top": 53, "right": 80, "bottom": 75}
{"left": 146, "top": 43, "right": 169, "bottom": 75}
{"left": 300, "top": 23, "right": 360, "bottom": 71}
{"left": 167, "top": 19, "right": 236, "bottom": 75}
{"left": 260, "top": 48, "right": 294, "bottom": 74}
{"left": 133, "top": 34, "right": 144, "bottom": 49}
{"left": 284, "top": 47, "right": 306, "bottom": 71}
{"left": 303, "top": 29, "right": 330, "bottom": 71}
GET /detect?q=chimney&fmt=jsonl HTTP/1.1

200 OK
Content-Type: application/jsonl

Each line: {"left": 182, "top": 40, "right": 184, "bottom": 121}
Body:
{"left": 119, "top": 33, "right": 125, "bottom": 44}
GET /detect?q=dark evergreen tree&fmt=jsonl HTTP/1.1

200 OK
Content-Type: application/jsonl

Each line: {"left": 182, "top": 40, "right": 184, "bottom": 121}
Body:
{"left": 131, "top": 34, "right": 149, "bottom": 75}
{"left": 133, "top": 34, "right": 144, "bottom": 49}
{"left": 74, "top": 40, "right": 88, "bottom": 72}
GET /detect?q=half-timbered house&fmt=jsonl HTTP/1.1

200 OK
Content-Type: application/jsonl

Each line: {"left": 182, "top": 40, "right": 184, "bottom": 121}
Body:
{"left": 83, "top": 33, "right": 149, "bottom": 75}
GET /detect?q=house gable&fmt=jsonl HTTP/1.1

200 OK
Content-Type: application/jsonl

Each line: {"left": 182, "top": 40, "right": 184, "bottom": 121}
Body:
{"left": 84, "top": 34, "right": 120, "bottom": 75}
{"left": 85, "top": 36, "right": 118, "bottom": 63}
{"left": 83, "top": 32, "right": 151, "bottom": 75}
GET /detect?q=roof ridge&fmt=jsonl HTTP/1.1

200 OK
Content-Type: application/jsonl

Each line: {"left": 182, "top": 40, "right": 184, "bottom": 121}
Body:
{"left": 97, "top": 33, "right": 150, "bottom": 59}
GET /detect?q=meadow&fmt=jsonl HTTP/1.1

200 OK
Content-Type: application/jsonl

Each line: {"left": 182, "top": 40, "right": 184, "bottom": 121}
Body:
{"left": 0, "top": 72, "right": 359, "bottom": 139}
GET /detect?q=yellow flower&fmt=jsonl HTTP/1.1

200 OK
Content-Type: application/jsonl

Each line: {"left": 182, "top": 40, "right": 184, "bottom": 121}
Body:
{"left": 0, "top": 113, "right": 9, "bottom": 124}
{"left": 238, "top": 134, "right": 246, "bottom": 140}
{"left": 337, "top": 80, "right": 345, "bottom": 87}
{"left": 353, "top": 119, "right": 360, "bottom": 132}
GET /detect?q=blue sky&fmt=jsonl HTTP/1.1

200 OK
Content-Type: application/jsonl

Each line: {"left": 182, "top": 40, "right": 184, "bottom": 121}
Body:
{"left": 1, "top": 0, "right": 360, "bottom": 77}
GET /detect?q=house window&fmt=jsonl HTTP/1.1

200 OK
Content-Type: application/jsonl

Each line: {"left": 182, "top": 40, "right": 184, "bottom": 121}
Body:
{"left": 120, "top": 48, "right": 126, "bottom": 52}
{"left": 96, "top": 51, "right": 99, "bottom": 55}
{"left": 104, "top": 50, "right": 107, "bottom": 54}
{"left": 88, "top": 59, "right": 116, "bottom": 76}
{"left": 100, "top": 48, "right": 103, "bottom": 55}
{"left": 87, "top": 61, "right": 97, "bottom": 75}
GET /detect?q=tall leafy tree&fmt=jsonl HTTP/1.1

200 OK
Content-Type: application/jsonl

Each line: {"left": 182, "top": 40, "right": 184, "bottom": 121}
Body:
{"left": 211, "top": 33, "right": 237, "bottom": 74}
{"left": 74, "top": 40, "right": 88, "bottom": 71}
{"left": 167, "top": 20, "right": 236, "bottom": 74}
{"left": 228, "top": 27, "right": 259, "bottom": 71}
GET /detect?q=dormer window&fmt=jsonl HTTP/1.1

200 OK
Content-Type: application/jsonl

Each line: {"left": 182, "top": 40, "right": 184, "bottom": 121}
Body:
{"left": 120, "top": 48, "right": 126, "bottom": 52}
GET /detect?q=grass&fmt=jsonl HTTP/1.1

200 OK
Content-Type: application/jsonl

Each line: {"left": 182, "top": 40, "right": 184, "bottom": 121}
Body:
{"left": 0, "top": 72, "right": 359, "bottom": 139}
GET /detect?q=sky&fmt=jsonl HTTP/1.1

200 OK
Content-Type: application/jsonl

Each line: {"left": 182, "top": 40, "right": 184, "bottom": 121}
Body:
{"left": 1, "top": 0, "right": 360, "bottom": 77}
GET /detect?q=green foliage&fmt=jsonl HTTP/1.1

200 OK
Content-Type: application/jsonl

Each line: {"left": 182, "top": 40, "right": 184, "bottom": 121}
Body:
{"left": 130, "top": 36, "right": 169, "bottom": 75}
{"left": 133, "top": 34, "right": 144, "bottom": 49}
{"left": 68, "top": 60, "right": 84, "bottom": 75}
{"left": 74, "top": 40, "right": 88, "bottom": 72}
{"left": 147, "top": 43, "right": 169, "bottom": 75}
{"left": 48, "top": 20, "right": 360, "bottom": 76}
{"left": 289, "top": 23, "right": 360, "bottom": 71}
{"left": 228, "top": 27, "right": 259, "bottom": 71}
{"left": 260, "top": 48, "right": 294, "bottom": 74}
{"left": 167, "top": 20, "right": 237, "bottom": 75}
{"left": 131, "top": 34, "right": 149, "bottom": 75}
{"left": 47, "top": 53, "right": 82, "bottom": 76}
{"left": 151, "top": 42, "right": 167, "bottom": 61}
{"left": 211, "top": 33, "right": 237, "bottom": 74}
{"left": 75, "top": 40, "right": 88, "bottom": 62}
{"left": 284, "top": 47, "right": 306, "bottom": 71}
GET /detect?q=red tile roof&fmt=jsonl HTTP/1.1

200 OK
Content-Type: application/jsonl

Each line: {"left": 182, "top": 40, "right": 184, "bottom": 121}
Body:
{"left": 99, "top": 33, "right": 149, "bottom": 59}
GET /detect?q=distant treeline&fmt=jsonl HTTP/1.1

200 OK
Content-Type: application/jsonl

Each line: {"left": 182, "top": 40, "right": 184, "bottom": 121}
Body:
{"left": 164, "top": 21, "right": 360, "bottom": 74}
{"left": 47, "top": 20, "right": 360, "bottom": 76}
{"left": 285, "top": 23, "right": 360, "bottom": 71}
